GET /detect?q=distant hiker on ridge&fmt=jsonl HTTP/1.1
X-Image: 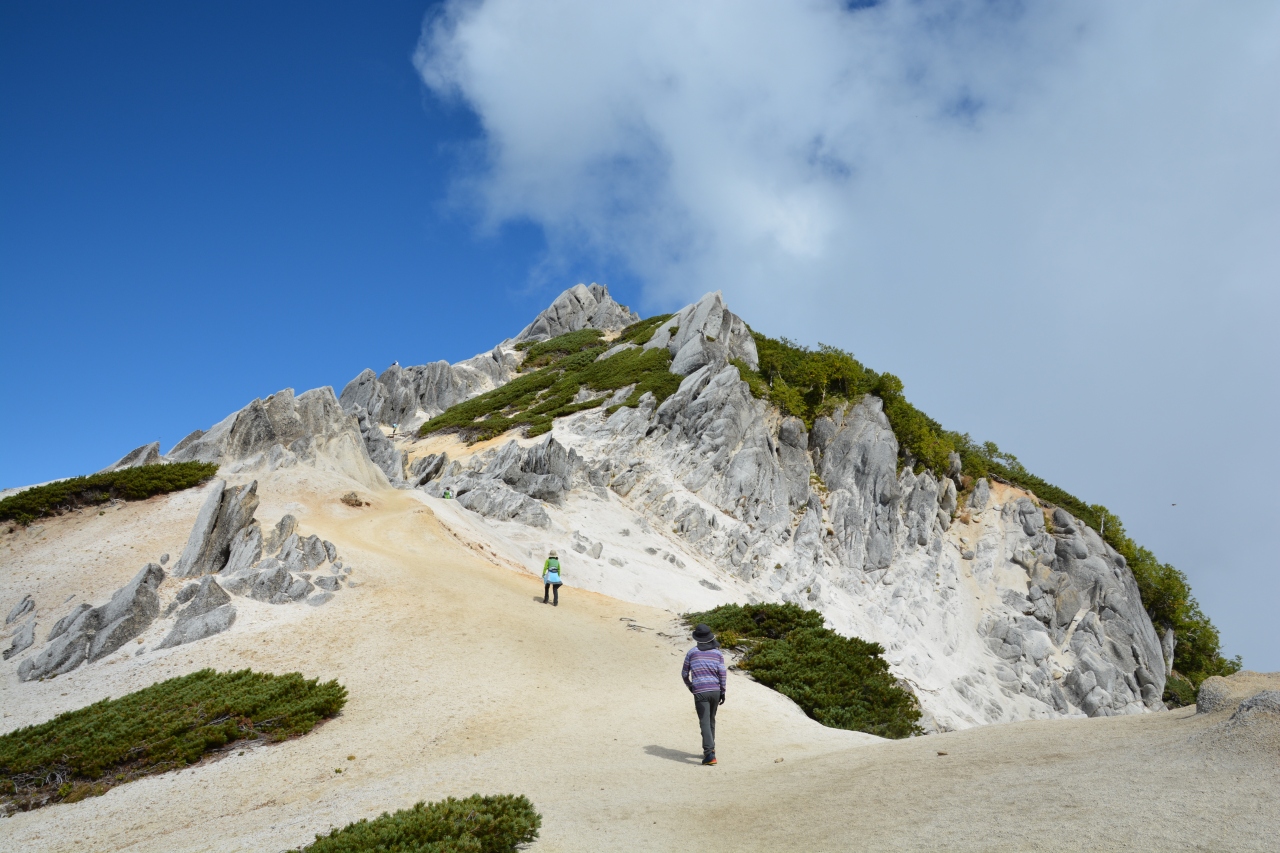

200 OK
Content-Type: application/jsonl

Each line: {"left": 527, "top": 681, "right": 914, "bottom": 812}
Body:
{"left": 542, "top": 550, "right": 563, "bottom": 606}
{"left": 682, "top": 623, "right": 727, "bottom": 766}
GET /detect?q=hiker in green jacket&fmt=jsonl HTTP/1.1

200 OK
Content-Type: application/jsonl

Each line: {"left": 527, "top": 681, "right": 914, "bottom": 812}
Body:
{"left": 542, "top": 550, "right": 563, "bottom": 606}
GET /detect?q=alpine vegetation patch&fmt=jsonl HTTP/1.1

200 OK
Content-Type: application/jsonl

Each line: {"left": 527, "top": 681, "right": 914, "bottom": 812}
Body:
{"left": 685, "top": 603, "right": 923, "bottom": 739}
{"left": 296, "top": 794, "right": 541, "bottom": 853}
{"left": 0, "top": 668, "right": 346, "bottom": 813}
{"left": 0, "top": 461, "right": 219, "bottom": 526}
{"left": 419, "top": 320, "right": 682, "bottom": 443}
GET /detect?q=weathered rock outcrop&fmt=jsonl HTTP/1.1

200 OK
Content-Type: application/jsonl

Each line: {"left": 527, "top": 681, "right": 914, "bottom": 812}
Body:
{"left": 340, "top": 351, "right": 522, "bottom": 432}
{"left": 3, "top": 618, "right": 35, "bottom": 660}
{"left": 172, "top": 480, "right": 260, "bottom": 578}
{"left": 354, "top": 406, "right": 406, "bottom": 483}
{"left": 426, "top": 437, "right": 587, "bottom": 527}
{"left": 1197, "top": 670, "right": 1280, "bottom": 714}
{"left": 514, "top": 282, "right": 639, "bottom": 342}
{"left": 19, "top": 563, "right": 165, "bottom": 680}
{"left": 213, "top": 503, "right": 349, "bottom": 607}
{"left": 642, "top": 291, "right": 759, "bottom": 375}
{"left": 101, "top": 441, "right": 162, "bottom": 472}
{"left": 6, "top": 594, "right": 34, "bottom": 625}
{"left": 411, "top": 289, "right": 1171, "bottom": 730}
{"left": 409, "top": 453, "right": 448, "bottom": 486}
{"left": 158, "top": 577, "right": 235, "bottom": 649}
{"left": 165, "top": 387, "right": 385, "bottom": 488}
{"left": 340, "top": 284, "right": 636, "bottom": 433}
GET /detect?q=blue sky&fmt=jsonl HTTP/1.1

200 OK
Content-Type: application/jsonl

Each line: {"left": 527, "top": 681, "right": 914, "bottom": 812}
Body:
{"left": 3, "top": 2, "right": 1277, "bottom": 668}
{"left": 0, "top": 1, "right": 641, "bottom": 488}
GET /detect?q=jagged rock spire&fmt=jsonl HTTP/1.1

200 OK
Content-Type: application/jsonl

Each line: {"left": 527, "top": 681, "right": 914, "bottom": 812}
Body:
{"left": 514, "top": 283, "right": 639, "bottom": 343}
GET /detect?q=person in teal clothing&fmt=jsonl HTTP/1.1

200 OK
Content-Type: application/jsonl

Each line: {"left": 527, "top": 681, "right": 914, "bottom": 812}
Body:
{"left": 542, "top": 550, "right": 563, "bottom": 606}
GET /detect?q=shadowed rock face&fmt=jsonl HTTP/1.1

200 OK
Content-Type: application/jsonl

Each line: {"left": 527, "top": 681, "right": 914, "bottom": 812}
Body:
{"left": 353, "top": 406, "right": 405, "bottom": 483}
{"left": 158, "top": 577, "right": 234, "bottom": 649}
{"left": 100, "top": 441, "right": 162, "bottom": 472}
{"left": 172, "top": 480, "right": 260, "bottom": 578}
{"left": 3, "top": 619, "right": 35, "bottom": 660}
{"left": 6, "top": 594, "right": 34, "bottom": 625}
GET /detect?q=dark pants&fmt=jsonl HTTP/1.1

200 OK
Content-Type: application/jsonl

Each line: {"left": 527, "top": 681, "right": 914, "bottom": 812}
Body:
{"left": 694, "top": 690, "right": 720, "bottom": 758}
{"left": 543, "top": 582, "right": 561, "bottom": 605}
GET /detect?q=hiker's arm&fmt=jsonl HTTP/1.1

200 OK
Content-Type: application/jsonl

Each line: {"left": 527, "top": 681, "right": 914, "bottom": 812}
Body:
{"left": 681, "top": 653, "right": 693, "bottom": 691}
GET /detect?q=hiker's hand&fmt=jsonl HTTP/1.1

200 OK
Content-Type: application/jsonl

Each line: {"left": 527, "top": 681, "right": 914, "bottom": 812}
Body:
{"left": 719, "top": 694, "right": 725, "bottom": 706}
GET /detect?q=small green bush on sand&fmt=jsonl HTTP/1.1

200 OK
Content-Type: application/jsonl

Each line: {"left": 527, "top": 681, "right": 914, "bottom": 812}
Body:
{"left": 0, "top": 461, "right": 218, "bottom": 526}
{"left": 0, "top": 668, "right": 346, "bottom": 812}
{"left": 685, "top": 603, "right": 922, "bottom": 739}
{"left": 298, "top": 794, "right": 541, "bottom": 853}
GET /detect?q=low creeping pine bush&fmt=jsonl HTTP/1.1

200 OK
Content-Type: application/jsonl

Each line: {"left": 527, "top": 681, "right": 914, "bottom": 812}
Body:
{"left": 419, "top": 321, "right": 683, "bottom": 443}
{"left": 684, "top": 603, "right": 922, "bottom": 739}
{"left": 0, "top": 461, "right": 218, "bottom": 526}
{"left": 0, "top": 668, "right": 346, "bottom": 812}
{"left": 297, "top": 794, "right": 541, "bottom": 853}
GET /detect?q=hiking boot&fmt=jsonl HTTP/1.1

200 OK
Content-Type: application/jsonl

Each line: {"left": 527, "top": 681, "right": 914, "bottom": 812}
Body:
{"left": 702, "top": 756, "right": 717, "bottom": 766}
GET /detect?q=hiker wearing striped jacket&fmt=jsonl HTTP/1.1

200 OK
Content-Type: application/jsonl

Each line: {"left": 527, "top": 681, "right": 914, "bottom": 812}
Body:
{"left": 682, "top": 623, "right": 727, "bottom": 765}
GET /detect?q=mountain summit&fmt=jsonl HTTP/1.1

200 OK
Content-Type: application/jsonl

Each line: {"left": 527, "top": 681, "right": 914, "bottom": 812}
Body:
{"left": 313, "top": 283, "right": 1170, "bottom": 731}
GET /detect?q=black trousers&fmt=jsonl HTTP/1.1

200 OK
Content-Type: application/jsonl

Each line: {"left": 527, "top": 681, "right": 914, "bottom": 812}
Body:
{"left": 694, "top": 690, "right": 720, "bottom": 757}
{"left": 544, "top": 582, "right": 562, "bottom": 604}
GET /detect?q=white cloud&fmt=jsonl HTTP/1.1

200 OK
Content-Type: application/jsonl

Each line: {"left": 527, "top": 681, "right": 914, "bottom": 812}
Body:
{"left": 417, "top": 0, "right": 1280, "bottom": 667}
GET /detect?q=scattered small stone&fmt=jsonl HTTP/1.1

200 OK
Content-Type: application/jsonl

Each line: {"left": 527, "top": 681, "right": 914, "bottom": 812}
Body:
{"left": 340, "top": 492, "right": 365, "bottom": 508}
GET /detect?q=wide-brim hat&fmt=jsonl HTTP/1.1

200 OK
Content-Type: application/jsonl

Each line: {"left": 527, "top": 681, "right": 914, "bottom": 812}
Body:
{"left": 692, "top": 623, "right": 715, "bottom": 642}
{"left": 549, "top": 550, "right": 558, "bottom": 558}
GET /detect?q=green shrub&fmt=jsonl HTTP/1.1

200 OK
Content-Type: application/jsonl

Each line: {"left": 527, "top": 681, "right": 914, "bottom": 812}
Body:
{"left": 684, "top": 604, "right": 922, "bottom": 739}
{"left": 686, "top": 601, "right": 823, "bottom": 648}
{"left": 419, "top": 327, "right": 683, "bottom": 443}
{"left": 298, "top": 794, "right": 541, "bottom": 853}
{"left": 1163, "top": 672, "right": 1197, "bottom": 708}
{"left": 515, "top": 328, "right": 604, "bottom": 369}
{"left": 0, "top": 461, "right": 218, "bottom": 526}
{"left": 617, "top": 313, "right": 674, "bottom": 346}
{"left": 0, "top": 668, "right": 346, "bottom": 812}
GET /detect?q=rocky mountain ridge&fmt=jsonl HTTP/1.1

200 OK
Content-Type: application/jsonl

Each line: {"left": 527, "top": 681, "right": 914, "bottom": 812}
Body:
{"left": 17, "top": 282, "right": 1171, "bottom": 732}
{"left": 338, "top": 285, "right": 1167, "bottom": 730}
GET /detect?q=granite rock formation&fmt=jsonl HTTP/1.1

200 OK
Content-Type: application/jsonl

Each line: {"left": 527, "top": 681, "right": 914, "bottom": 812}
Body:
{"left": 158, "top": 577, "right": 235, "bottom": 649}
{"left": 18, "top": 563, "right": 165, "bottom": 681}
{"left": 101, "top": 441, "right": 162, "bottom": 472}
{"left": 417, "top": 287, "right": 1171, "bottom": 731}
{"left": 164, "top": 386, "right": 385, "bottom": 488}
{"left": 514, "top": 282, "right": 639, "bottom": 343}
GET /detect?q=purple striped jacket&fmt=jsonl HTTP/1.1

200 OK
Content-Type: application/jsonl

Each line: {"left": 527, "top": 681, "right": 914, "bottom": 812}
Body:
{"left": 682, "top": 646, "right": 727, "bottom": 695}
